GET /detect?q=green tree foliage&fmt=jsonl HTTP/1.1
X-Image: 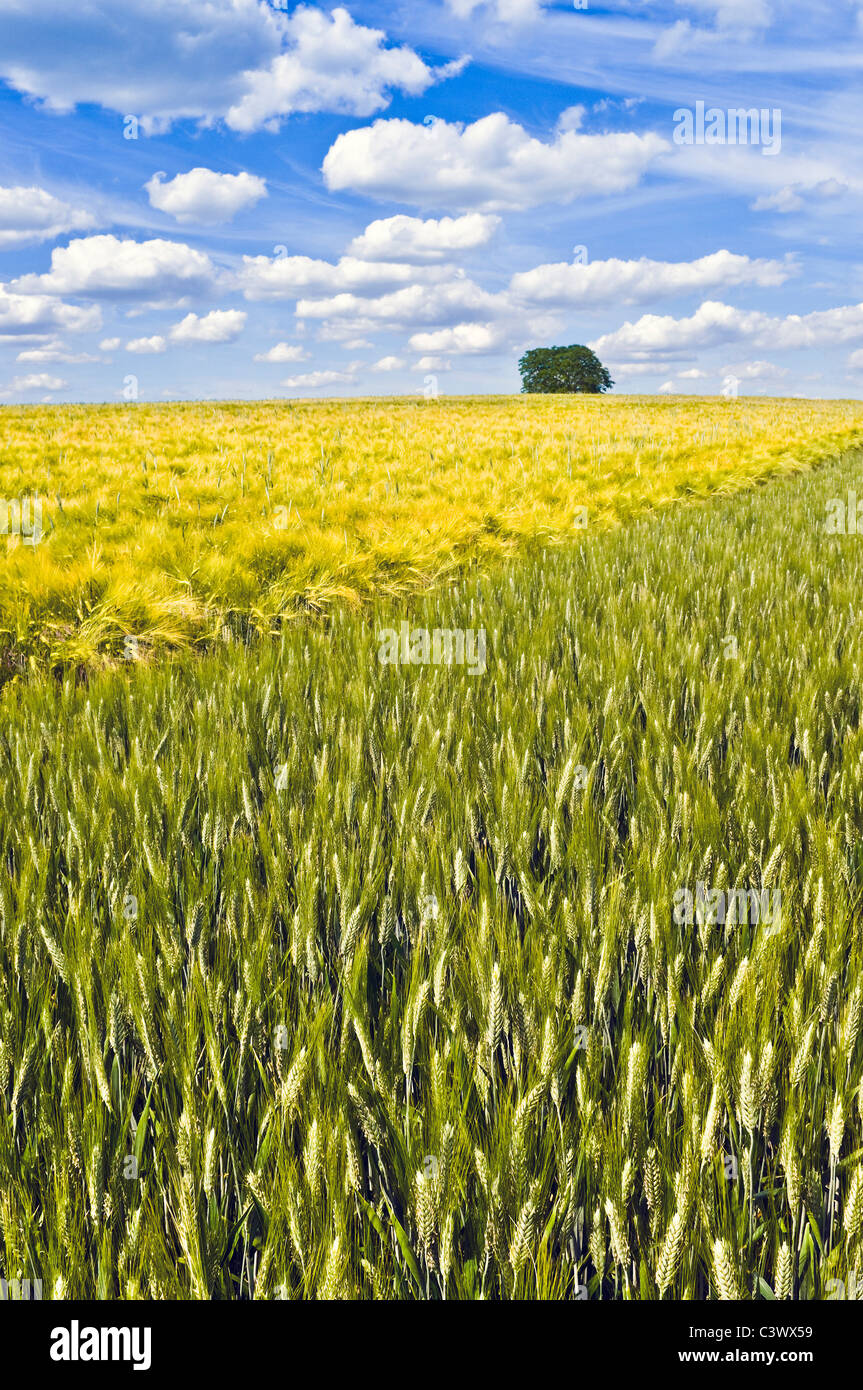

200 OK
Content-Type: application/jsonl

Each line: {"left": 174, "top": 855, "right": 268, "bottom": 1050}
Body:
{"left": 518, "top": 344, "right": 614, "bottom": 394}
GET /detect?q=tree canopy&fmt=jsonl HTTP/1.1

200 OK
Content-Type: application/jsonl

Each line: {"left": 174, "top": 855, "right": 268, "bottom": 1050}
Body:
{"left": 518, "top": 344, "right": 614, "bottom": 394}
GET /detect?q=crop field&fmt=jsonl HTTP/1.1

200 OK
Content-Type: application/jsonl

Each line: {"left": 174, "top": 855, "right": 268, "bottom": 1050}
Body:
{"left": 1, "top": 395, "right": 862, "bottom": 677}
{"left": 3, "top": 406, "right": 863, "bottom": 1300}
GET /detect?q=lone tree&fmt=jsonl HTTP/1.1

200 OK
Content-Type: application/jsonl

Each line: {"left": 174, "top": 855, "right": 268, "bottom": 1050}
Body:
{"left": 519, "top": 344, "right": 613, "bottom": 394}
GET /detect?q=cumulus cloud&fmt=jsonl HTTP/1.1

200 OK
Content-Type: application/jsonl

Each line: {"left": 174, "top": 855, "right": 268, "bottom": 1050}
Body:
{"left": 15, "top": 341, "right": 99, "bottom": 364}
{"left": 146, "top": 169, "right": 267, "bottom": 224}
{"left": 348, "top": 213, "right": 500, "bottom": 263}
{"left": 253, "top": 342, "right": 310, "bottom": 363}
{"left": 0, "top": 185, "right": 95, "bottom": 248}
{"left": 0, "top": 1, "right": 462, "bottom": 133}
{"left": 0, "top": 285, "right": 101, "bottom": 337}
{"left": 445, "top": 0, "right": 543, "bottom": 21}
{"left": 240, "top": 252, "right": 448, "bottom": 301}
{"left": 676, "top": 0, "right": 772, "bottom": 28}
{"left": 752, "top": 179, "right": 847, "bottom": 214}
{"left": 850, "top": 348, "right": 863, "bottom": 372}
{"left": 752, "top": 187, "right": 804, "bottom": 214}
{"left": 125, "top": 336, "right": 167, "bottom": 354}
{"left": 591, "top": 299, "right": 863, "bottom": 358}
{"left": 721, "top": 359, "right": 788, "bottom": 379}
{"left": 294, "top": 277, "right": 505, "bottom": 331}
{"left": 292, "top": 269, "right": 567, "bottom": 354}
{"left": 654, "top": 0, "right": 771, "bottom": 57}
{"left": 242, "top": 241, "right": 805, "bottom": 366}
{"left": 226, "top": 7, "right": 465, "bottom": 132}
{"left": 281, "top": 369, "right": 356, "bottom": 389}
{"left": 414, "top": 355, "right": 452, "bottom": 371}
{"left": 99, "top": 338, "right": 121, "bottom": 351}
{"left": 0, "top": 0, "right": 279, "bottom": 127}
{"left": 510, "top": 249, "right": 793, "bottom": 307}
{"left": 408, "top": 322, "right": 508, "bottom": 354}
{"left": 604, "top": 362, "right": 663, "bottom": 379}
{"left": 8, "top": 372, "right": 68, "bottom": 391}
{"left": 168, "top": 310, "right": 247, "bottom": 343}
{"left": 322, "top": 112, "right": 668, "bottom": 211}
{"left": 12, "top": 236, "right": 216, "bottom": 302}
{"left": 370, "top": 355, "right": 406, "bottom": 371}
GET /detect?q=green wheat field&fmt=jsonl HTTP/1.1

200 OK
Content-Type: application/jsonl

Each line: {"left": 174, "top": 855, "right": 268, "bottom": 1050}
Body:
{"left": 3, "top": 398, "right": 863, "bottom": 1300}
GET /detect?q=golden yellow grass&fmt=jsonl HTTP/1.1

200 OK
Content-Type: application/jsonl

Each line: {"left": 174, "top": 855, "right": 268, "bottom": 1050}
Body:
{"left": 1, "top": 393, "right": 862, "bottom": 673}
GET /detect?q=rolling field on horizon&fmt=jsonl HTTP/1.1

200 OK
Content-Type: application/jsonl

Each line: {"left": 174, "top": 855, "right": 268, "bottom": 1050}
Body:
{"left": 1, "top": 394, "right": 862, "bottom": 680}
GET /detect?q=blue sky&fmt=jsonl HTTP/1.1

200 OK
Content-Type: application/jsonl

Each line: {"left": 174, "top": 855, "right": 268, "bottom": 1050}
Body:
{"left": 0, "top": 0, "right": 861, "bottom": 402}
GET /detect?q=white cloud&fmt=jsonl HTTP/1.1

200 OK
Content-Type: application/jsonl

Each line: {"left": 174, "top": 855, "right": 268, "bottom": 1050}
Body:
{"left": 658, "top": 380, "right": 676, "bottom": 393}
{"left": 850, "top": 348, "right": 863, "bottom": 372}
{"left": 240, "top": 252, "right": 448, "bottom": 300}
{"left": 0, "top": 185, "right": 95, "bottom": 248}
{"left": 348, "top": 213, "right": 500, "bottom": 263}
{"left": 15, "top": 341, "right": 99, "bottom": 363}
{"left": 125, "top": 336, "right": 167, "bottom": 354}
{"left": 295, "top": 277, "right": 504, "bottom": 329}
{"left": 409, "top": 322, "right": 507, "bottom": 354}
{"left": 99, "top": 338, "right": 121, "bottom": 351}
{"left": 146, "top": 169, "right": 267, "bottom": 224}
{"left": 414, "top": 355, "right": 452, "bottom": 371}
{"left": 294, "top": 272, "right": 567, "bottom": 355}
{"left": 654, "top": 0, "right": 771, "bottom": 57}
{"left": 0, "top": 1, "right": 462, "bottom": 133}
{"left": 281, "top": 369, "right": 355, "bottom": 389}
{"left": 721, "top": 359, "right": 788, "bottom": 379}
{"left": 675, "top": 0, "right": 772, "bottom": 28}
{"left": 510, "top": 249, "right": 793, "bottom": 308}
{"left": 12, "top": 235, "right": 216, "bottom": 302}
{"left": 445, "top": 0, "right": 542, "bottom": 20}
{"left": 225, "top": 6, "right": 464, "bottom": 133}
{"left": 0, "top": 0, "right": 280, "bottom": 127}
{"left": 253, "top": 342, "right": 309, "bottom": 363}
{"left": 752, "top": 187, "right": 803, "bottom": 214}
{"left": 169, "top": 310, "right": 247, "bottom": 343}
{"left": 370, "top": 355, "right": 406, "bottom": 371}
{"left": 752, "top": 179, "right": 847, "bottom": 213}
{"left": 8, "top": 373, "right": 68, "bottom": 391}
{"left": 605, "top": 362, "right": 662, "bottom": 379}
{"left": 0, "top": 285, "right": 101, "bottom": 337}
{"left": 322, "top": 112, "right": 668, "bottom": 211}
{"left": 678, "top": 368, "right": 708, "bottom": 379}
{"left": 591, "top": 299, "right": 863, "bottom": 359}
